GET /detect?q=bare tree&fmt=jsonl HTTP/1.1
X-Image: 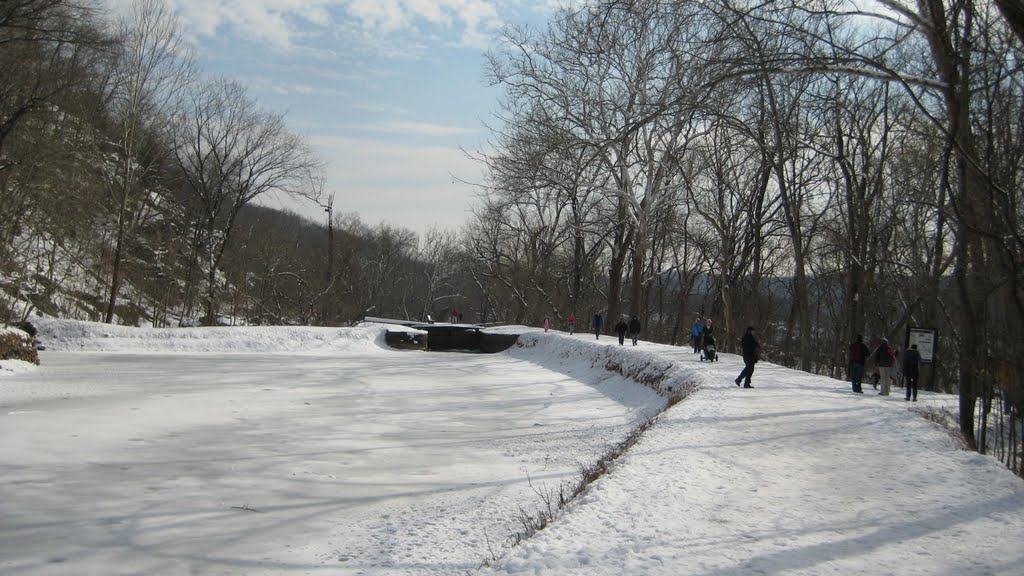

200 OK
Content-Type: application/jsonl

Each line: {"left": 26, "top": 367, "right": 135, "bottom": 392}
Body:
{"left": 171, "top": 78, "right": 321, "bottom": 325}
{"left": 485, "top": 1, "right": 729, "bottom": 325}
{"left": 680, "top": 108, "right": 783, "bottom": 352}
{"left": 417, "top": 226, "right": 460, "bottom": 321}
{"left": 99, "top": 0, "right": 195, "bottom": 324}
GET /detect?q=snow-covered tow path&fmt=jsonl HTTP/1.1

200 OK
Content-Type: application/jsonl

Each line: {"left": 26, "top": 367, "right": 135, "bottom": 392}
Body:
{"left": 486, "top": 339, "right": 1024, "bottom": 575}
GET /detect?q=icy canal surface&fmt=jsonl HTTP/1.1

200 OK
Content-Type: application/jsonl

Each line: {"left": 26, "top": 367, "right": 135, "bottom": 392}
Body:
{"left": 0, "top": 346, "right": 663, "bottom": 575}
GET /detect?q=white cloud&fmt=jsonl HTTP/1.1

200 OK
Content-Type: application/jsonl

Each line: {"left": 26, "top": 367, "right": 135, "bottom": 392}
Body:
{"left": 249, "top": 76, "right": 348, "bottom": 97}
{"left": 104, "top": 0, "right": 560, "bottom": 52}
{"left": 150, "top": 0, "right": 506, "bottom": 51}
{"left": 356, "top": 120, "right": 477, "bottom": 137}
{"left": 160, "top": 0, "right": 335, "bottom": 49}
{"left": 353, "top": 103, "right": 413, "bottom": 115}
{"left": 307, "top": 134, "right": 482, "bottom": 233}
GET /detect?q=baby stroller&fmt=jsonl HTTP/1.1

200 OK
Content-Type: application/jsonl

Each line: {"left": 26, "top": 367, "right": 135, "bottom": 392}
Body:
{"left": 700, "top": 334, "right": 718, "bottom": 362}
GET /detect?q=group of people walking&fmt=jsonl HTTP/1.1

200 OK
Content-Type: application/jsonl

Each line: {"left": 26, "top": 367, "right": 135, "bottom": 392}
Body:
{"left": 613, "top": 316, "right": 641, "bottom": 345}
{"left": 690, "top": 317, "right": 715, "bottom": 353}
{"left": 585, "top": 313, "right": 642, "bottom": 345}
{"left": 848, "top": 334, "right": 922, "bottom": 401}
{"left": 546, "top": 313, "right": 924, "bottom": 400}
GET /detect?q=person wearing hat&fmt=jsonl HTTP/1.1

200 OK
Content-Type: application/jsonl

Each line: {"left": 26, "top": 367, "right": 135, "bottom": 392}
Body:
{"left": 872, "top": 337, "right": 895, "bottom": 396}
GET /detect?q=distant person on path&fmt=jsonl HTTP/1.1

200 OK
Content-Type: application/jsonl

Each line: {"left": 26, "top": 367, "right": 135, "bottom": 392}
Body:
{"left": 691, "top": 316, "right": 704, "bottom": 353}
{"left": 848, "top": 334, "right": 870, "bottom": 393}
{"left": 615, "top": 317, "right": 629, "bottom": 345}
{"left": 872, "top": 337, "right": 895, "bottom": 396}
{"left": 593, "top": 313, "right": 603, "bottom": 340}
{"left": 629, "top": 316, "right": 641, "bottom": 346}
{"left": 701, "top": 318, "right": 714, "bottom": 351}
{"left": 903, "top": 344, "right": 922, "bottom": 401}
{"left": 543, "top": 317, "right": 550, "bottom": 332}
{"left": 735, "top": 325, "right": 760, "bottom": 388}
{"left": 891, "top": 346, "right": 903, "bottom": 391}
{"left": 567, "top": 313, "right": 576, "bottom": 335}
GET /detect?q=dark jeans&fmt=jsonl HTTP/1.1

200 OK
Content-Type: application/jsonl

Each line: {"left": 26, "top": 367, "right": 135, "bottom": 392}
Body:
{"left": 850, "top": 362, "right": 865, "bottom": 392}
{"left": 737, "top": 359, "right": 755, "bottom": 386}
{"left": 618, "top": 332, "right": 626, "bottom": 345}
{"left": 905, "top": 372, "right": 919, "bottom": 400}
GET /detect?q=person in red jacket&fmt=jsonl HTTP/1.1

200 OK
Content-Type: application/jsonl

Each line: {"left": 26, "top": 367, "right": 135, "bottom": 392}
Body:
{"left": 872, "top": 337, "right": 895, "bottom": 396}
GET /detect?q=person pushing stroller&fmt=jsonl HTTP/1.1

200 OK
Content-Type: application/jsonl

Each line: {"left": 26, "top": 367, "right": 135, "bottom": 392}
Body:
{"left": 700, "top": 319, "right": 718, "bottom": 362}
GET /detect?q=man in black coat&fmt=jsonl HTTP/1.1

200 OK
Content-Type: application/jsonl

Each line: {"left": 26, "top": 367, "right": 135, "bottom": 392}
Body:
{"left": 615, "top": 318, "right": 629, "bottom": 345}
{"left": 848, "top": 334, "right": 870, "bottom": 393}
{"left": 903, "top": 344, "right": 922, "bottom": 401}
{"left": 735, "top": 325, "right": 760, "bottom": 388}
{"left": 628, "top": 316, "right": 641, "bottom": 346}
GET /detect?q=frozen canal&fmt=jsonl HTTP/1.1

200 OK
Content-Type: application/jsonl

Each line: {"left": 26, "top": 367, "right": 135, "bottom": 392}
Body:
{"left": 0, "top": 343, "right": 662, "bottom": 575}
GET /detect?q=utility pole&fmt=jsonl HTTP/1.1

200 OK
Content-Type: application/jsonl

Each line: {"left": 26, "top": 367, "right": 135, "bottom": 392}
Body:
{"left": 325, "top": 194, "right": 334, "bottom": 284}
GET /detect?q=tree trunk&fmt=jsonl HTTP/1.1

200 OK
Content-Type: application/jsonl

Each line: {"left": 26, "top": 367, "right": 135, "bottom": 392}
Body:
{"left": 104, "top": 209, "right": 127, "bottom": 324}
{"left": 606, "top": 197, "right": 632, "bottom": 329}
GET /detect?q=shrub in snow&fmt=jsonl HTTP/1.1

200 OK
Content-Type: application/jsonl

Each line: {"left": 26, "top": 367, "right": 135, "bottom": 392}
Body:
{"left": 0, "top": 328, "right": 40, "bottom": 365}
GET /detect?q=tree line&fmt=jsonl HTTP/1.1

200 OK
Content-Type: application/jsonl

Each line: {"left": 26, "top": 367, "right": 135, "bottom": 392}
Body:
{"left": 1, "top": 0, "right": 1021, "bottom": 475}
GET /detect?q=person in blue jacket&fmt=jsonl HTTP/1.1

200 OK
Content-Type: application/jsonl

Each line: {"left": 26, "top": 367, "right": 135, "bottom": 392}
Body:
{"left": 592, "top": 313, "right": 603, "bottom": 340}
{"left": 690, "top": 316, "right": 704, "bottom": 353}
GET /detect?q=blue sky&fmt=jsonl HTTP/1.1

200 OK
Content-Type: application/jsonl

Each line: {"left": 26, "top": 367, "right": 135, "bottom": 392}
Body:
{"left": 110, "top": 0, "right": 565, "bottom": 236}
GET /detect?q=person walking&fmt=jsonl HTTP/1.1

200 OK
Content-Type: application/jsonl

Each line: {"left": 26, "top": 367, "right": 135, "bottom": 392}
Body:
{"left": 691, "top": 316, "right": 704, "bottom": 353}
{"left": 592, "top": 313, "right": 603, "bottom": 340}
{"left": 628, "top": 316, "right": 641, "bottom": 346}
{"left": 890, "top": 346, "right": 903, "bottom": 392}
{"left": 848, "top": 334, "right": 870, "bottom": 393}
{"left": 567, "top": 313, "right": 577, "bottom": 335}
{"left": 903, "top": 343, "right": 922, "bottom": 401}
{"left": 615, "top": 317, "right": 629, "bottom": 345}
{"left": 872, "top": 337, "right": 895, "bottom": 396}
{"left": 735, "top": 325, "right": 760, "bottom": 388}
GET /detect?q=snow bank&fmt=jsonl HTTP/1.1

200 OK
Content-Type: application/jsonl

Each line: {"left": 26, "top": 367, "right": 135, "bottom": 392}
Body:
{"left": 0, "top": 359, "right": 36, "bottom": 377}
{"left": 509, "top": 332, "right": 698, "bottom": 400}
{"left": 29, "top": 317, "right": 399, "bottom": 354}
{"left": 25, "top": 317, "right": 699, "bottom": 401}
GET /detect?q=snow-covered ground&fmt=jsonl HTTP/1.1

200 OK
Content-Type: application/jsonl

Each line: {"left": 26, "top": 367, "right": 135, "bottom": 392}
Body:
{"left": 1, "top": 319, "right": 1021, "bottom": 575}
